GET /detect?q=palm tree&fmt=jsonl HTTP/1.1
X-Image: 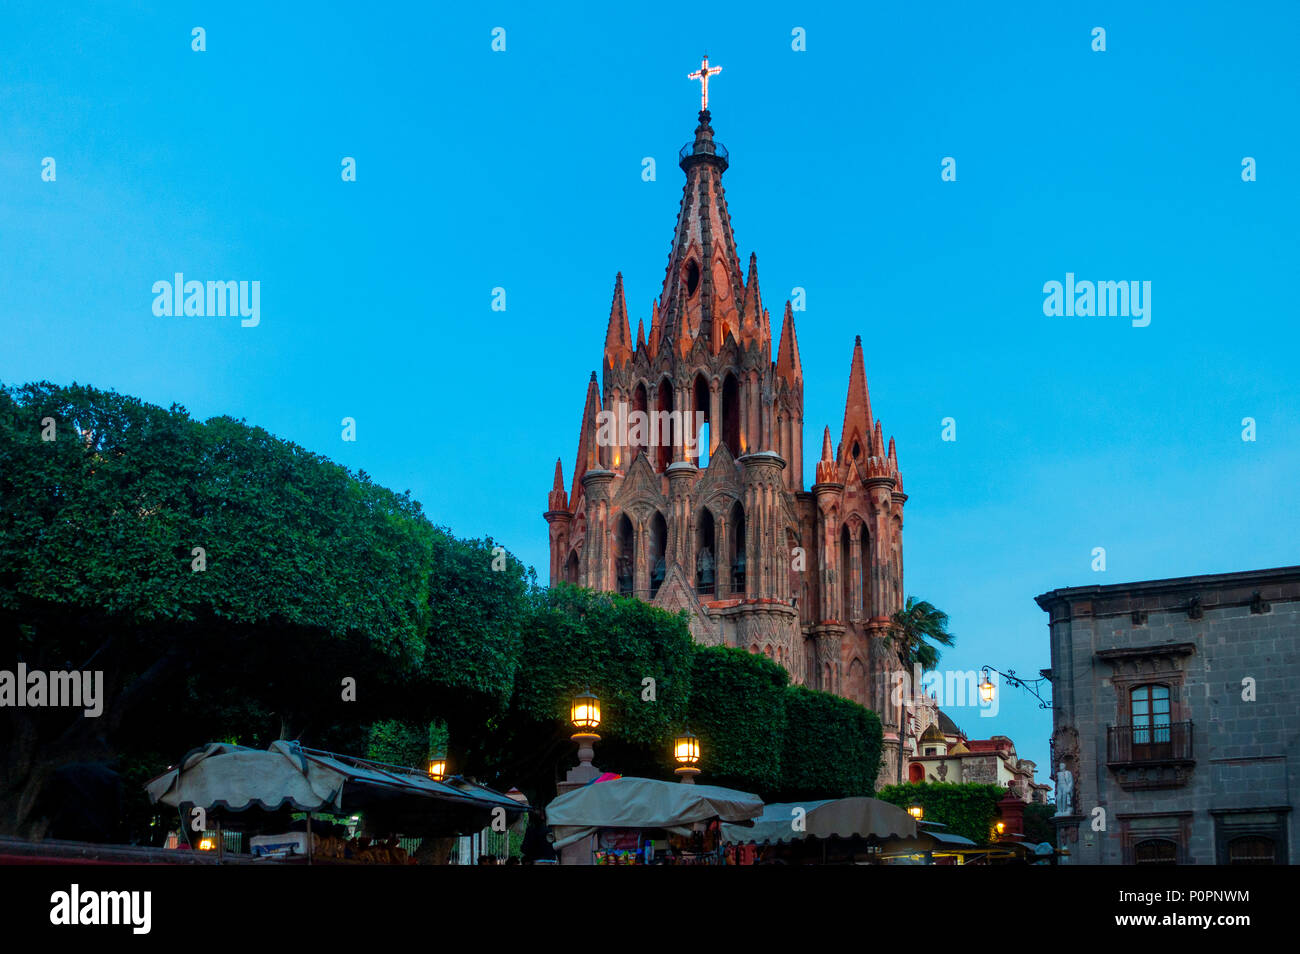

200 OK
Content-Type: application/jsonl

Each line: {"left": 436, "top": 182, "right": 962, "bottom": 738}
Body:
{"left": 886, "top": 596, "right": 955, "bottom": 669}
{"left": 884, "top": 597, "right": 955, "bottom": 783}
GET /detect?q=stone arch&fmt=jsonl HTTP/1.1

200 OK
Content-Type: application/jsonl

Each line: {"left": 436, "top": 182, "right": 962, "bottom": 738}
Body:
{"left": 631, "top": 381, "right": 649, "bottom": 462}
{"left": 655, "top": 376, "right": 675, "bottom": 472}
{"left": 692, "top": 372, "right": 710, "bottom": 467}
{"left": 649, "top": 511, "right": 668, "bottom": 597}
{"left": 847, "top": 657, "right": 868, "bottom": 706}
{"left": 695, "top": 506, "right": 716, "bottom": 595}
{"left": 720, "top": 370, "right": 741, "bottom": 456}
{"left": 614, "top": 514, "right": 634, "bottom": 595}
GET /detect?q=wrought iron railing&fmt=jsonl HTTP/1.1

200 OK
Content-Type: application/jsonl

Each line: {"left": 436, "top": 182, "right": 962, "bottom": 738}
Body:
{"left": 1107, "top": 721, "right": 1193, "bottom": 764}
{"left": 679, "top": 140, "right": 729, "bottom": 163}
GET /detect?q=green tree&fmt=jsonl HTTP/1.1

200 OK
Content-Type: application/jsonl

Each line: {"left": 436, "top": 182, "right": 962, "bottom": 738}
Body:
{"left": 885, "top": 596, "right": 955, "bottom": 670}
{"left": 779, "top": 686, "right": 881, "bottom": 799}
{"left": 0, "top": 381, "right": 527, "bottom": 839}
{"left": 686, "top": 645, "right": 788, "bottom": 794}
{"left": 479, "top": 584, "right": 695, "bottom": 804}
{"left": 877, "top": 781, "right": 1005, "bottom": 845}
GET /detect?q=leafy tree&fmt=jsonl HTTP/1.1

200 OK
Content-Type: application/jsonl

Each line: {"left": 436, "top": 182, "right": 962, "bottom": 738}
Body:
{"left": 0, "top": 381, "right": 526, "bottom": 838}
{"left": 480, "top": 584, "right": 695, "bottom": 805}
{"left": 885, "top": 596, "right": 955, "bottom": 670}
{"left": 779, "top": 686, "right": 881, "bottom": 799}
{"left": 686, "top": 645, "right": 788, "bottom": 794}
{"left": 876, "top": 781, "right": 1005, "bottom": 845}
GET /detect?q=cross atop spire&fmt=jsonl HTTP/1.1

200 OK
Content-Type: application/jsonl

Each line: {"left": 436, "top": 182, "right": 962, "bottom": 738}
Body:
{"left": 687, "top": 55, "right": 722, "bottom": 110}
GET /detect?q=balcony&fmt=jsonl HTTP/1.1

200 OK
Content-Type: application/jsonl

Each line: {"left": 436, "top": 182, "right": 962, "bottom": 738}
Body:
{"left": 1107, "top": 721, "right": 1195, "bottom": 790}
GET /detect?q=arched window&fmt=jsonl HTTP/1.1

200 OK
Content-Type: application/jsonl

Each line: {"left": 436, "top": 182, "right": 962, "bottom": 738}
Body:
{"left": 859, "top": 527, "right": 871, "bottom": 618}
{"left": 728, "top": 500, "right": 746, "bottom": 596}
{"left": 1133, "top": 839, "right": 1178, "bottom": 865}
{"left": 1131, "top": 684, "right": 1172, "bottom": 758}
{"left": 839, "top": 524, "right": 852, "bottom": 621}
{"left": 615, "top": 515, "right": 634, "bottom": 596}
{"left": 631, "top": 382, "right": 648, "bottom": 462}
{"left": 693, "top": 374, "right": 710, "bottom": 468}
{"left": 721, "top": 372, "right": 740, "bottom": 456}
{"left": 649, "top": 512, "right": 667, "bottom": 598}
{"left": 1227, "top": 835, "right": 1277, "bottom": 865}
{"left": 909, "top": 763, "right": 925, "bottom": 783}
{"left": 564, "top": 550, "right": 580, "bottom": 584}
{"left": 655, "top": 382, "right": 675, "bottom": 473}
{"left": 696, "top": 508, "right": 716, "bottom": 595}
{"left": 684, "top": 259, "right": 701, "bottom": 298}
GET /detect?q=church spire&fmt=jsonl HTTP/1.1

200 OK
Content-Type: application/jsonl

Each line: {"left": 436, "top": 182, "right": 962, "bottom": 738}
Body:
{"left": 603, "top": 273, "right": 632, "bottom": 370}
{"left": 775, "top": 300, "right": 802, "bottom": 385}
{"left": 571, "top": 371, "right": 602, "bottom": 503}
{"left": 655, "top": 85, "right": 743, "bottom": 357}
{"left": 838, "top": 335, "right": 874, "bottom": 464}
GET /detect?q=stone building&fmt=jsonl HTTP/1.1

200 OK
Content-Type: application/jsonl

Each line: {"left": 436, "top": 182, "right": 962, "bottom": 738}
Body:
{"left": 543, "top": 105, "right": 910, "bottom": 776}
{"left": 1037, "top": 565, "right": 1299, "bottom": 864}
{"left": 906, "top": 703, "right": 1049, "bottom": 803}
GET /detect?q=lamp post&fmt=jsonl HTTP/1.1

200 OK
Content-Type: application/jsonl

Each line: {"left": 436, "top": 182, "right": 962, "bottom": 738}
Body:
{"left": 558, "top": 688, "right": 603, "bottom": 795}
{"left": 908, "top": 802, "right": 924, "bottom": 822}
{"left": 672, "top": 728, "right": 701, "bottom": 784}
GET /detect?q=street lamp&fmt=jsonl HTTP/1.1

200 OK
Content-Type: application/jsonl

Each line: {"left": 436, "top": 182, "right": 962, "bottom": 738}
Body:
{"left": 979, "top": 664, "right": 1053, "bottom": 709}
{"left": 561, "top": 688, "right": 602, "bottom": 791}
{"left": 428, "top": 751, "right": 447, "bottom": 781}
{"left": 570, "top": 689, "right": 601, "bottom": 731}
{"left": 908, "top": 803, "right": 924, "bottom": 821}
{"left": 979, "top": 668, "right": 996, "bottom": 704}
{"left": 673, "top": 728, "right": 701, "bottom": 784}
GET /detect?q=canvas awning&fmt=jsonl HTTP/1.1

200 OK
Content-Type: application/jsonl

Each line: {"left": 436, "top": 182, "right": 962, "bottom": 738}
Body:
{"left": 545, "top": 777, "right": 763, "bottom": 849}
{"left": 145, "top": 741, "right": 526, "bottom": 837}
{"left": 720, "top": 796, "right": 918, "bottom": 845}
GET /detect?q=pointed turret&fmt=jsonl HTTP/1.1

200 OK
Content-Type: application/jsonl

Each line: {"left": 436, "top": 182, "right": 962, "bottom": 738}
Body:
{"left": 838, "top": 335, "right": 874, "bottom": 464}
{"left": 816, "top": 426, "right": 837, "bottom": 484}
{"left": 571, "top": 371, "right": 602, "bottom": 503}
{"left": 740, "top": 253, "right": 764, "bottom": 343}
{"left": 603, "top": 273, "right": 632, "bottom": 370}
{"left": 636, "top": 317, "right": 646, "bottom": 352}
{"left": 648, "top": 300, "right": 661, "bottom": 358}
{"left": 548, "top": 458, "right": 568, "bottom": 511}
{"left": 775, "top": 301, "right": 802, "bottom": 385}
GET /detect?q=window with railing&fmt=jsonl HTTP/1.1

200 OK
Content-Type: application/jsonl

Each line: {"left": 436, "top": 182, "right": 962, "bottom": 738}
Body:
{"left": 1107, "top": 720, "right": 1193, "bottom": 764}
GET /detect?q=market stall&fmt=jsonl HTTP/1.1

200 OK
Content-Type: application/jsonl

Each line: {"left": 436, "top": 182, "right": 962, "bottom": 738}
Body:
{"left": 719, "top": 796, "right": 918, "bottom": 864}
{"left": 145, "top": 741, "right": 527, "bottom": 863}
{"left": 544, "top": 776, "right": 763, "bottom": 865}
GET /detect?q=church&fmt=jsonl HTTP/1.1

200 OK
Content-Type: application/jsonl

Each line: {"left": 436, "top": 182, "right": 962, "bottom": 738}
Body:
{"left": 543, "top": 66, "right": 910, "bottom": 777}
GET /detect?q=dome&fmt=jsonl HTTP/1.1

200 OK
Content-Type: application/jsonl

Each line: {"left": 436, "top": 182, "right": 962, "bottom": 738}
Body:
{"left": 920, "top": 723, "right": 947, "bottom": 744}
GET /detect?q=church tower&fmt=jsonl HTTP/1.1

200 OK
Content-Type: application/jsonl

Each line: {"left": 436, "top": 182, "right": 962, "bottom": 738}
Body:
{"left": 543, "top": 63, "right": 908, "bottom": 751}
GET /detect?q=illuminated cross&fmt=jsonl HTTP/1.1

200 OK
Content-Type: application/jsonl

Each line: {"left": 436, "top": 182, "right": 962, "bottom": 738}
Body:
{"left": 687, "top": 55, "right": 722, "bottom": 110}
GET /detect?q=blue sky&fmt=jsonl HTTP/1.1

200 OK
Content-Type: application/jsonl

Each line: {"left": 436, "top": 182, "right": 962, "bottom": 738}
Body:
{"left": 3, "top": 2, "right": 1298, "bottom": 779}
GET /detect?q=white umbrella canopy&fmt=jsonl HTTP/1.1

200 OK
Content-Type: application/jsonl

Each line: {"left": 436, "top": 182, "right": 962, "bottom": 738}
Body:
{"left": 146, "top": 741, "right": 343, "bottom": 813}
{"left": 545, "top": 777, "right": 763, "bottom": 838}
{"left": 720, "top": 796, "right": 918, "bottom": 845}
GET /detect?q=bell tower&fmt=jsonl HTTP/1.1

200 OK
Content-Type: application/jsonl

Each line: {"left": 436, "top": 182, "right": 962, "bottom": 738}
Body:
{"left": 543, "top": 61, "right": 907, "bottom": 729}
